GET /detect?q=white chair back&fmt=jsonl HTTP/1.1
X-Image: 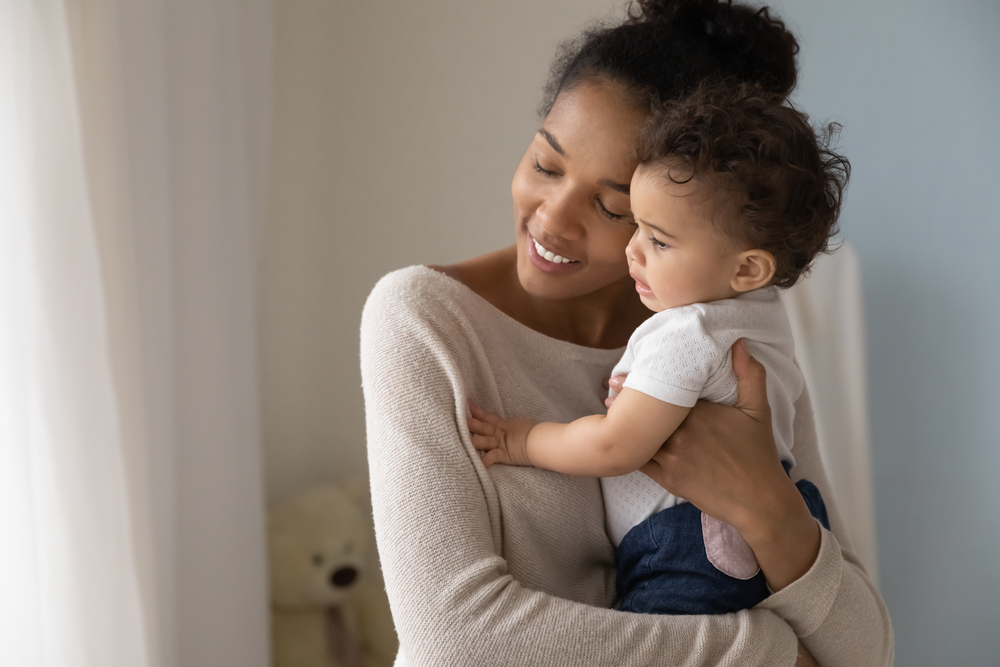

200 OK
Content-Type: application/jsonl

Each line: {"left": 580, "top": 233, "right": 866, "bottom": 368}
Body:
{"left": 782, "top": 243, "right": 878, "bottom": 581}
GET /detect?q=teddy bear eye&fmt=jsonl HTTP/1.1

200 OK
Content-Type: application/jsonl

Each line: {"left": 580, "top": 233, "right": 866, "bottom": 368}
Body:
{"left": 312, "top": 553, "right": 324, "bottom": 567}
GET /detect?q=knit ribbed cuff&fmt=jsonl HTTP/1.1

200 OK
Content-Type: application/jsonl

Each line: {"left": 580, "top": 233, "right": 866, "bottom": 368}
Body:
{"left": 757, "top": 520, "right": 843, "bottom": 637}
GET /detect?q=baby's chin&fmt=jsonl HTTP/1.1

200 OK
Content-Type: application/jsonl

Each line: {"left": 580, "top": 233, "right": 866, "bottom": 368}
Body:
{"left": 638, "top": 293, "right": 666, "bottom": 313}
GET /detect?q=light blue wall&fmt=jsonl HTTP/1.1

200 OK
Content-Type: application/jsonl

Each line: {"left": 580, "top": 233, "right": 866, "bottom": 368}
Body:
{"left": 776, "top": 1, "right": 1000, "bottom": 663}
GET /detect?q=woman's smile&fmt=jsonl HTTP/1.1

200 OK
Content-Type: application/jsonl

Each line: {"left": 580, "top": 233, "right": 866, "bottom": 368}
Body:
{"left": 531, "top": 236, "right": 578, "bottom": 264}
{"left": 527, "top": 234, "right": 582, "bottom": 275}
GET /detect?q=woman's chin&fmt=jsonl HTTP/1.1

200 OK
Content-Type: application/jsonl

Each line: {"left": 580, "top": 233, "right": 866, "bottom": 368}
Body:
{"left": 516, "top": 254, "right": 621, "bottom": 302}
{"left": 517, "top": 256, "right": 582, "bottom": 300}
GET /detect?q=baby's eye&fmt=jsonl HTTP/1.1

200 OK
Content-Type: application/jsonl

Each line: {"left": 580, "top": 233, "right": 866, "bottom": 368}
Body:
{"left": 649, "top": 236, "right": 669, "bottom": 250}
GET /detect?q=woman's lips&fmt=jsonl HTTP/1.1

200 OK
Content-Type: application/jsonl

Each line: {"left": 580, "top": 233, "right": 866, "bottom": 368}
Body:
{"left": 527, "top": 234, "right": 581, "bottom": 274}
{"left": 630, "top": 271, "right": 654, "bottom": 298}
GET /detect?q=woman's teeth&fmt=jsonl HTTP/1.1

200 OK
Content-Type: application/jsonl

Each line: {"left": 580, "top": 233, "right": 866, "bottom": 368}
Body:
{"left": 533, "top": 238, "right": 575, "bottom": 264}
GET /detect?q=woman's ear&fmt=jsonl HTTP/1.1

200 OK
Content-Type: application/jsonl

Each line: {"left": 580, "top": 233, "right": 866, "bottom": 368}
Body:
{"left": 730, "top": 249, "right": 776, "bottom": 293}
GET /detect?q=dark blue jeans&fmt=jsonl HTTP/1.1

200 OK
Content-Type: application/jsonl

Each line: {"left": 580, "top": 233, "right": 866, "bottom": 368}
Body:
{"left": 616, "top": 478, "right": 829, "bottom": 615}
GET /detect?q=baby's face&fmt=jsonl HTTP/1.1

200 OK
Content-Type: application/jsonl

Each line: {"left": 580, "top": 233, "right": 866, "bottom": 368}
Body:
{"left": 625, "top": 165, "right": 744, "bottom": 313}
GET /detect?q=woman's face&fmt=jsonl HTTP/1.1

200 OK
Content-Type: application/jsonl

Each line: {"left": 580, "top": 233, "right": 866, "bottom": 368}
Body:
{"left": 511, "top": 83, "right": 647, "bottom": 301}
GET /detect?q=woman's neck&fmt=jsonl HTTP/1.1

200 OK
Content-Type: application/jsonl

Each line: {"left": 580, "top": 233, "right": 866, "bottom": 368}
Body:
{"left": 432, "top": 246, "right": 650, "bottom": 350}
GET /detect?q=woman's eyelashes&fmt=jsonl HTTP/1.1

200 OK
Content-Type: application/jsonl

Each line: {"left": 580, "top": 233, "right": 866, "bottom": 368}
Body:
{"left": 532, "top": 156, "right": 630, "bottom": 222}
{"left": 597, "top": 198, "right": 628, "bottom": 222}
{"left": 532, "top": 158, "right": 558, "bottom": 178}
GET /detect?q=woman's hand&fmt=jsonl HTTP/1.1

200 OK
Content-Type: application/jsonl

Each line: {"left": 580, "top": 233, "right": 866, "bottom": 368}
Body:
{"left": 637, "top": 339, "right": 822, "bottom": 592}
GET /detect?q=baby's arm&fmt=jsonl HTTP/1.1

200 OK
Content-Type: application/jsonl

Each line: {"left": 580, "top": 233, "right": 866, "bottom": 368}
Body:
{"left": 469, "top": 389, "right": 690, "bottom": 477}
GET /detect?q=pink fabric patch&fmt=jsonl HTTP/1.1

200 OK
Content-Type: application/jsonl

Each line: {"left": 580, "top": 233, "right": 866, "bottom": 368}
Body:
{"left": 701, "top": 512, "right": 760, "bottom": 580}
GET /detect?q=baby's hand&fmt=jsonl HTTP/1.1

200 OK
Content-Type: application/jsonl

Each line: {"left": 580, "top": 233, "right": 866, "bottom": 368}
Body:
{"left": 467, "top": 401, "right": 536, "bottom": 468}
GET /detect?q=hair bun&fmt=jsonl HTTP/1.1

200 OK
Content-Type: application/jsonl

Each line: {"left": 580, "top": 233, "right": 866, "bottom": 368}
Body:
{"left": 628, "top": 0, "right": 799, "bottom": 97}
{"left": 627, "top": 0, "right": 714, "bottom": 25}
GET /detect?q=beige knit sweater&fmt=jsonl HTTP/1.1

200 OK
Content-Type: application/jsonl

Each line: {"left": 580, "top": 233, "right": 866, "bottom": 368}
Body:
{"left": 361, "top": 266, "right": 893, "bottom": 667}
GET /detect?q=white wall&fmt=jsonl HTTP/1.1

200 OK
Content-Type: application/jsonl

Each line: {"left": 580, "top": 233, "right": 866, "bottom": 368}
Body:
{"left": 262, "top": 1, "right": 1000, "bottom": 664}
{"left": 260, "top": 0, "right": 616, "bottom": 499}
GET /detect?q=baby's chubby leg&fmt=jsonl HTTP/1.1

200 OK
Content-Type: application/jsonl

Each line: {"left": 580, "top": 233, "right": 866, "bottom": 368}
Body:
{"left": 466, "top": 401, "right": 536, "bottom": 468}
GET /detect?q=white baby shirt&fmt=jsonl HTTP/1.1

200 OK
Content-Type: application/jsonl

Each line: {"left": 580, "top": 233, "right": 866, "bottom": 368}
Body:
{"left": 601, "top": 287, "right": 803, "bottom": 547}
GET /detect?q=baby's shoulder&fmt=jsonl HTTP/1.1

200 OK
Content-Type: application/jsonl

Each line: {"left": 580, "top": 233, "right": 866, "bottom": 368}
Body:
{"left": 631, "top": 304, "right": 712, "bottom": 342}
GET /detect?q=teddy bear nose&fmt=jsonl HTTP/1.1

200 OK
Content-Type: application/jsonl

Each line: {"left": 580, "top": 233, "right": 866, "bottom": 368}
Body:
{"left": 331, "top": 567, "right": 357, "bottom": 588}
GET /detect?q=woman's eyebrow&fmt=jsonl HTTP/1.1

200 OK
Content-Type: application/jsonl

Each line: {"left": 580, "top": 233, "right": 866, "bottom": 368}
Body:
{"left": 537, "top": 129, "right": 629, "bottom": 194}
{"left": 538, "top": 128, "right": 565, "bottom": 156}
{"left": 598, "top": 178, "right": 630, "bottom": 195}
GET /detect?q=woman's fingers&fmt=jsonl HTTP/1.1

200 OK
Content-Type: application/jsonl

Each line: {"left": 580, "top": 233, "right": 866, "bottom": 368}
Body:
{"left": 731, "top": 338, "right": 770, "bottom": 423}
{"left": 603, "top": 374, "right": 627, "bottom": 408}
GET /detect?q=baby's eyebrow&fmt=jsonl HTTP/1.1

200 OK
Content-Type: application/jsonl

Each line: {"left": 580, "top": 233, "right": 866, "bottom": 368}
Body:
{"left": 639, "top": 220, "right": 678, "bottom": 240}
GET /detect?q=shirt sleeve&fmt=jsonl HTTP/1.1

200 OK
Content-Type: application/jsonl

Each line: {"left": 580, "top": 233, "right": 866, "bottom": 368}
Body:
{"left": 757, "top": 385, "right": 895, "bottom": 667}
{"left": 622, "top": 308, "right": 724, "bottom": 408}
{"left": 360, "top": 273, "right": 801, "bottom": 667}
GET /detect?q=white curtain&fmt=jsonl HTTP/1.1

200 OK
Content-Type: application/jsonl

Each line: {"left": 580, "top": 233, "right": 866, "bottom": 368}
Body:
{"left": 0, "top": 1, "right": 273, "bottom": 666}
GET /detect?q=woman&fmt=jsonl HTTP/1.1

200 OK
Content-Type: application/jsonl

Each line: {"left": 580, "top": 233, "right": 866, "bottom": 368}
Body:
{"left": 360, "top": 1, "right": 893, "bottom": 665}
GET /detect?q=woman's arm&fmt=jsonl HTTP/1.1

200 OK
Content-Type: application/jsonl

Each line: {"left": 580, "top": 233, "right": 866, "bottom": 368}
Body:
{"left": 361, "top": 271, "right": 804, "bottom": 667}
{"left": 635, "top": 340, "right": 893, "bottom": 666}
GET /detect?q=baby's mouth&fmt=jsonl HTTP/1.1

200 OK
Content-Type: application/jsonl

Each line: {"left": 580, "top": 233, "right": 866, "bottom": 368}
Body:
{"left": 532, "top": 237, "right": 578, "bottom": 264}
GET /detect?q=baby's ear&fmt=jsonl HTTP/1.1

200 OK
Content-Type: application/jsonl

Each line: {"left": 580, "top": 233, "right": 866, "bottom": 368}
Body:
{"left": 731, "top": 249, "right": 776, "bottom": 292}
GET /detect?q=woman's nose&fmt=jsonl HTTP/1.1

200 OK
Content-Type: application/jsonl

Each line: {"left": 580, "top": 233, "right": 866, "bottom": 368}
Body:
{"left": 537, "top": 185, "right": 584, "bottom": 240}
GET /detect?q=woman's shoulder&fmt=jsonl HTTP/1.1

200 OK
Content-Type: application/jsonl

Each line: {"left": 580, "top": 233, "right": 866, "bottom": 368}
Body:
{"left": 366, "top": 264, "right": 456, "bottom": 307}
{"left": 364, "top": 249, "right": 519, "bottom": 331}
{"left": 361, "top": 264, "right": 495, "bottom": 342}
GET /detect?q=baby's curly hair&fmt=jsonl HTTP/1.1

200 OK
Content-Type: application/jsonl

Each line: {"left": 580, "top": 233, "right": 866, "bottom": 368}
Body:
{"left": 637, "top": 81, "right": 850, "bottom": 288}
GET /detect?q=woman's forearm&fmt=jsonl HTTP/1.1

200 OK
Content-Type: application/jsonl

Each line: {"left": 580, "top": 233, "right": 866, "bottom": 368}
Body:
{"left": 736, "top": 477, "right": 822, "bottom": 592}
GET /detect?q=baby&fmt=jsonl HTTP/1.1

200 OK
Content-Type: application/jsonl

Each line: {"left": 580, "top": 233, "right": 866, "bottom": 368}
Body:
{"left": 468, "top": 81, "right": 849, "bottom": 615}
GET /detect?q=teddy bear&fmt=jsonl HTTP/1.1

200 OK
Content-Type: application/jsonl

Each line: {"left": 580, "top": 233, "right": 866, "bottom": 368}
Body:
{"left": 268, "top": 479, "right": 397, "bottom": 667}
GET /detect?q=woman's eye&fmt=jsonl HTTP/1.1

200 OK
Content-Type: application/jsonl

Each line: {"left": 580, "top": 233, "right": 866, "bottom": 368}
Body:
{"left": 532, "top": 159, "right": 558, "bottom": 178}
{"left": 597, "top": 199, "right": 626, "bottom": 222}
{"left": 649, "top": 236, "right": 669, "bottom": 250}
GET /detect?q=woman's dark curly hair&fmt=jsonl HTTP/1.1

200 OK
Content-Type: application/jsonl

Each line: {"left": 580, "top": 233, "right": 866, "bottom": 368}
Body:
{"left": 637, "top": 81, "right": 850, "bottom": 288}
{"left": 540, "top": 0, "right": 799, "bottom": 116}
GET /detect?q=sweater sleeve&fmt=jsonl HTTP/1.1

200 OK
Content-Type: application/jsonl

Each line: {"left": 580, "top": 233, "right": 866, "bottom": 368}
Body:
{"left": 360, "top": 272, "right": 800, "bottom": 667}
{"left": 757, "top": 386, "right": 895, "bottom": 666}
